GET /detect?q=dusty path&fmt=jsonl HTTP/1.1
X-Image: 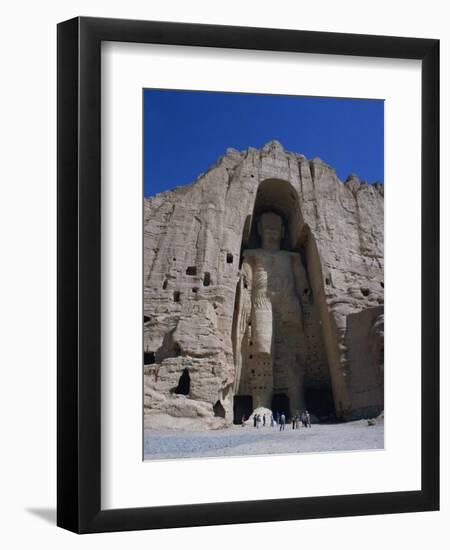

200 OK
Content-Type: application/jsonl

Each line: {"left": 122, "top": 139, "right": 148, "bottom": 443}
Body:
{"left": 144, "top": 419, "right": 384, "bottom": 460}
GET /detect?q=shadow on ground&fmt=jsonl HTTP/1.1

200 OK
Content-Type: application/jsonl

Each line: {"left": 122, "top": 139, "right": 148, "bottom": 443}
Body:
{"left": 26, "top": 507, "right": 56, "bottom": 525}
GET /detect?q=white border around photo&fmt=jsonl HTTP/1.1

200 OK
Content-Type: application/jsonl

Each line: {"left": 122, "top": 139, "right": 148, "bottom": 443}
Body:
{"left": 101, "top": 42, "right": 422, "bottom": 510}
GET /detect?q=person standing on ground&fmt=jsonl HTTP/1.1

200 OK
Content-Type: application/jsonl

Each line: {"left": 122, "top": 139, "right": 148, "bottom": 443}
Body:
{"left": 306, "top": 410, "right": 311, "bottom": 427}
{"left": 292, "top": 414, "right": 296, "bottom": 430}
{"left": 270, "top": 414, "right": 274, "bottom": 427}
{"left": 253, "top": 414, "right": 257, "bottom": 428}
{"left": 263, "top": 414, "right": 266, "bottom": 427}
{"left": 279, "top": 412, "right": 286, "bottom": 431}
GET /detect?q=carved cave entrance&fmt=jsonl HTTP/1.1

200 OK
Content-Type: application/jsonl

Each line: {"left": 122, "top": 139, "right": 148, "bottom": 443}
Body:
{"left": 272, "top": 393, "right": 290, "bottom": 419}
{"left": 304, "top": 385, "right": 335, "bottom": 420}
{"left": 174, "top": 368, "right": 190, "bottom": 395}
{"left": 233, "top": 395, "right": 253, "bottom": 424}
{"left": 232, "top": 178, "right": 337, "bottom": 423}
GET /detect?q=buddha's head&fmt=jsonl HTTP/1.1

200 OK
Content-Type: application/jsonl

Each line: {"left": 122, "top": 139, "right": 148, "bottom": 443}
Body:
{"left": 258, "top": 212, "right": 284, "bottom": 251}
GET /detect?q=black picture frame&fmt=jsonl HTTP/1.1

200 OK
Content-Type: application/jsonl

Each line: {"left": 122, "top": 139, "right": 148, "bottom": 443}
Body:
{"left": 57, "top": 16, "right": 439, "bottom": 533}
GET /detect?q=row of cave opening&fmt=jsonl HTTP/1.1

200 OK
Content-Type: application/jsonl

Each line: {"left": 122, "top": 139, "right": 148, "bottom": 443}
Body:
{"left": 144, "top": 364, "right": 336, "bottom": 424}
{"left": 232, "top": 385, "right": 335, "bottom": 425}
{"left": 144, "top": 359, "right": 335, "bottom": 423}
{"left": 162, "top": 269, "right": 213, "bottom": 304}
{"left": 160, "top": 253, "right": 234, "bottom": 302}
{"left": 159, "top": 279, "right": 382, "bottom": 306}
{"left": 324, "top": 276, "right": 384, "bottom": 294}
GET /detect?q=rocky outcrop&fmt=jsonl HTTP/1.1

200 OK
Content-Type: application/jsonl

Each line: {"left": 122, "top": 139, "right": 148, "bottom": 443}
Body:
{"left": 144, "top": 141, "right": 384, "bottom": 428}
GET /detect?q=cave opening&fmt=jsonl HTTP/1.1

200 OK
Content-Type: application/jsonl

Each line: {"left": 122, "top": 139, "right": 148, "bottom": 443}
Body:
{"left": 144, "top": 351, "right": 155, "bottom": 365}
{"left": 233, "top": 395, "right": 253, "bottom": 424}
{"left": 213, "top": 400, "right": 226, "bottom": 418}
{"left": 304, "top": 384, "right": 335, "bottom": 422}
{"left": 174, "top": 368, "right": 190, "bottom": 395}
{"left": 272, "top": 393, "right": 290, "bottom": 419}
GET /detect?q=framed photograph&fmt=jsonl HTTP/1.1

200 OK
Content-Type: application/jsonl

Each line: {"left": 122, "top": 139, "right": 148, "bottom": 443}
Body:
{"left": 57, "top": 16, "right": 439, "bottom": 533}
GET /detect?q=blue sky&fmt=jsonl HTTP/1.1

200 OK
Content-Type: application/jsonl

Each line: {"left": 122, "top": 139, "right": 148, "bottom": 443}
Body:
{"left": 143, "top": 89, "right": 384, "bottom": 197}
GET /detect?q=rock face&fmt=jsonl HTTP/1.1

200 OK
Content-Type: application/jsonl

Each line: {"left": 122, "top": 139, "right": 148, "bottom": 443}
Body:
{"left": 144, "top": 141, "right": 384, "bottom": 429}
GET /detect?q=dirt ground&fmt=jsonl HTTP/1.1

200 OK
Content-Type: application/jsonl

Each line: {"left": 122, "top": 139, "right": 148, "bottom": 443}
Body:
{"left": 144, "top": 418, "right": 384, "bottom": 460}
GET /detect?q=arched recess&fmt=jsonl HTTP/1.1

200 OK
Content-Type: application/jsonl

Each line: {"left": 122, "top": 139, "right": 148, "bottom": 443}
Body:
{"left": 234, "top": 177, "right": 307, "bottom": 396}
{"left": 232, "top": 177, "right": 338, "bottom": 422}
{"left": 242, "top": 178, "right": 307, "bottom": 251}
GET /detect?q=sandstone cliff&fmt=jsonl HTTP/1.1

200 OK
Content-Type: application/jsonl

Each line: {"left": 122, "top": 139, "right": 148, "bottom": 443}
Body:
{"left": 144, "top": 141, "right": 384, "bottom": 429}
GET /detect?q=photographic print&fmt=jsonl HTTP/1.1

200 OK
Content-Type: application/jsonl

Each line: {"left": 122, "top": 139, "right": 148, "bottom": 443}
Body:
{"left": 143, "top": 90, "right": 384, "bottom": 461}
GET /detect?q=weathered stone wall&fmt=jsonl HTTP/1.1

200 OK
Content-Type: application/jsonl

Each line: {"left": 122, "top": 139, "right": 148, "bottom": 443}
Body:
{"left": 143, "top": 141, "right": 384, "bottom": 429}
{"left": 345, "top": 307, "right": 384, "bottom": 418}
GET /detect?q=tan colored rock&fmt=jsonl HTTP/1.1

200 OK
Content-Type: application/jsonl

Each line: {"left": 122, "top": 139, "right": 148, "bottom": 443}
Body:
{"left": 144, "top": 141, "right": 384, "bottom": 428}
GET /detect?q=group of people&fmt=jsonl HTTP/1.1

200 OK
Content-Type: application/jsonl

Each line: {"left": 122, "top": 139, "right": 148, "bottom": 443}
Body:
{"left": 242, "top": 410, "right": 312, "bottom": 430}
{"left": 249, "top": 413, "right": 276, "bottom": 428}
{"left": 279, "top": 411, "right": 311, "bottom": 431}
{"left": 291, "top": 411, "right": 312, "bottom": 429}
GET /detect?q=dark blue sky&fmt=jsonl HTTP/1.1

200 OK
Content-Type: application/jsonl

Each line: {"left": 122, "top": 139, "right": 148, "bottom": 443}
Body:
{"left": 143, "top": 89, "right": 384, "bottom": 197}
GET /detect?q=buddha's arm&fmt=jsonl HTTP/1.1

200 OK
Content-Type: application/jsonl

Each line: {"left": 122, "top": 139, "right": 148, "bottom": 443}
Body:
{"left": 238, "top": 259, "right": 253, "bottom": 335}
{"left": 291, "top": 253, "right": 306, "bottom": 320}
{"left": 232, "top": 259, "right": 253, "bottom": 392}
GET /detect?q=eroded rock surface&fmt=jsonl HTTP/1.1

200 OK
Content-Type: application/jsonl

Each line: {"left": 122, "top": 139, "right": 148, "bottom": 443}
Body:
{"left": 144, "top": 141, "right": 384, "bottom": 428}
